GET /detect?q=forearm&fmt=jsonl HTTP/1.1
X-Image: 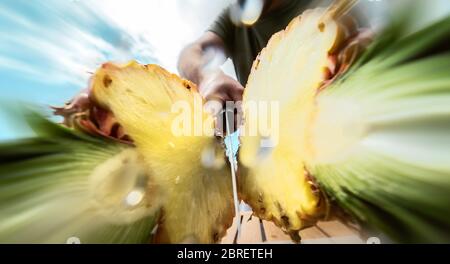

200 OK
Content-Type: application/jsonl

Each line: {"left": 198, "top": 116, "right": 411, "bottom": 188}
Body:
{"left": 178, "top": 31, "right": 229, "bottom": 85}
{"left": 177, "top": 32, "right": 242, "bottom": 104}
{"left": 178, "top": 43, "right": 207, "bottom": 85}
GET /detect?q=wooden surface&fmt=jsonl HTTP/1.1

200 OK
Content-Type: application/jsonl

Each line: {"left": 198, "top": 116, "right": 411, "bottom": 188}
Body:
{"left": 221, "top": 211, "right": 363, "bottom": 244}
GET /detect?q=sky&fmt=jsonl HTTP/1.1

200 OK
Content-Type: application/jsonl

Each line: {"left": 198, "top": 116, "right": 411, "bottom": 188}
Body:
{"left": 0, "top": 0, "right": 231, "bottom": 140}
{"left": 0, "top": 0, "right": 449, "bottom": 140}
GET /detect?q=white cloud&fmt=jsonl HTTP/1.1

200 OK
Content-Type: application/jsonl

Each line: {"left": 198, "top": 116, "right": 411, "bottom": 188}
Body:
{"left": 87, "top": 0, "right": 231, "bottom": 72}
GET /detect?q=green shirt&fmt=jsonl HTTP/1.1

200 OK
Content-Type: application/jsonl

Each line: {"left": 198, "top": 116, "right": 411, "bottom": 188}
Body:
{"left": 209, "top": 0, "right": 316, "bottom": 85}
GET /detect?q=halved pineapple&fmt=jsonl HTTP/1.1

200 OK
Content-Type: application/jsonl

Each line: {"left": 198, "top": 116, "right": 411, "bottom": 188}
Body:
{"left": 239, "top": 7, "right": 364, "bottom": 238}
{"left": 241, "top": 1, "right": 450, "bottom": 243}
{"left": 90, "top": 62, "right": 234, "bottom": 243}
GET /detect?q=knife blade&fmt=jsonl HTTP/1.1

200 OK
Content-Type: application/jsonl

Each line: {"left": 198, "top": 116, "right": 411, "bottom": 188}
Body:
{"left": 223, "top": 108, "right": 241, "bottom": 241}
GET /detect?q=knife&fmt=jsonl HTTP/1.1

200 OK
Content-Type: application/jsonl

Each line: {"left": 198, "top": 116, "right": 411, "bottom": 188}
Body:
{"left": 222, "top": 108, "right": 241, "bottom": 241}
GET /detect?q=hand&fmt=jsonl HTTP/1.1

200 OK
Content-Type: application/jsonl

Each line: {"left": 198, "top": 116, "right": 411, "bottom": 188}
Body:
{"left": 199, "top": 71, "right": 244, "bottom": 105}
{"left": 199, "top": 71, "right": 244, "bottom": 134}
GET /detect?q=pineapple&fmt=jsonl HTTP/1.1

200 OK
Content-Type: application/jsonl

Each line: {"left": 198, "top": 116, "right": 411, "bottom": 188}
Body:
{"left": 89, "top": 62, "right": 234, "bottom": 243}
{"left": 239, "top": 2, "right": 450, "bottom": 243}
{"left": 239, "top": 6, "right": 365, "bottom": 239}
{"left": 0, "top": 62, "right": 234, "bottom": 244}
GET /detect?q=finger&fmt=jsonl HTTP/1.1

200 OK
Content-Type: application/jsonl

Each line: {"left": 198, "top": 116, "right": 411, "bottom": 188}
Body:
{"left": 227, "top": 84, "right": 244, "bottom": 103}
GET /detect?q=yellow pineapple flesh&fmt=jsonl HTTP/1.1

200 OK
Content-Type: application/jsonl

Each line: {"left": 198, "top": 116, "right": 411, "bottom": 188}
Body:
{"left": 90, "top": 62, "right": 234, "bottom": 243}
{"left": 239, "top": 7, "right": 360, "bottom": 237}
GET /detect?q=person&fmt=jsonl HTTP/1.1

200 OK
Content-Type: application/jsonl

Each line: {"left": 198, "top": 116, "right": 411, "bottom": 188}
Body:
{"left": 178, "top": 0, "right": 330, "bottom": 105}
